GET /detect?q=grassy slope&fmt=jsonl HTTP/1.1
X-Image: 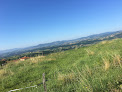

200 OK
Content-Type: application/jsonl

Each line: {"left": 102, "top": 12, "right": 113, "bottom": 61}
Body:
{"left": 0, "top": 39, "right": 122, "bottom": 92}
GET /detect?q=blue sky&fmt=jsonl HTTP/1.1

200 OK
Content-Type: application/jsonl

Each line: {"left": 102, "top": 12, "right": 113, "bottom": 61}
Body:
{"left": 0, "top": 0, "right": 122, "bottom": 50}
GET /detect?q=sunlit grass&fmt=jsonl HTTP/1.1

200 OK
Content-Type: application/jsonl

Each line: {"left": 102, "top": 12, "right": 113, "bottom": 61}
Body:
{"left": 0, "top": 38, "right": 122, "bottom": 92}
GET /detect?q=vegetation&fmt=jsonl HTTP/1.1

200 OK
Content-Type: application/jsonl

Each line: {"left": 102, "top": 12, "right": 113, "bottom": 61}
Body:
{"left": 0, "top": 38, "right": 122, "bottom": 92}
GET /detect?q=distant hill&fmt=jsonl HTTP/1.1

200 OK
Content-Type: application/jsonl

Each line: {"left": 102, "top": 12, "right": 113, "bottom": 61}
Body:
{"left": 0, "top": 48, "right": 22, "bottom": 54}
{"left": 0, "top": 30, "right": 122, "bottom": 59}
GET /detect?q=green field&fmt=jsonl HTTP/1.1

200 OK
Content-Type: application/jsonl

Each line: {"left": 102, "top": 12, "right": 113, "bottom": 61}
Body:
{"left": 0, "top": 38, "right": 122, "bottom": 92}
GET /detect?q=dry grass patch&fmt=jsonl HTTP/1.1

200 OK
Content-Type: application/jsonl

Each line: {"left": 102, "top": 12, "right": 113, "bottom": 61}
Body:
{"left": 103, "top": 58, "right": 110, "bottom": 71}
{"left": 58, "top": 73, "right": 75, "bottom": 83}
{"left": 110, "top": 89, "right": 121, "bottom": 92}
{"left": 84, "top": 65, "right": 92, "bottom": 76}
{"left": 14, "top": 60, "right": 22, "bottom": 65}
{"left": 101, "top": 41, "right": 107, "bottom": 44}
{"left": 101, "top": 40, "right": 113, "bottom": 45}
{"left": 113, "top": 54, "right": 122, "bottom": 66}
{"left": 0, "top": 69, "right": 14, "bottom": 78}
{"left": 29, "top": 56, "right": 46, "bottom": 63}
{"left": 29, "top": 56, "right": 56, "bottom": 63}
{"left": 45, "top": 58, "right": 56, "bottom": 61}
{"left": 85, "top": 49, "right": 94, "bottom": 56}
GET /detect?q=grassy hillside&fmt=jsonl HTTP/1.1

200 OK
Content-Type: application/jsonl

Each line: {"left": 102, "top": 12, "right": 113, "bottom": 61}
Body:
{"left": 0, "top": 39, "right": 122, "bottom": 92}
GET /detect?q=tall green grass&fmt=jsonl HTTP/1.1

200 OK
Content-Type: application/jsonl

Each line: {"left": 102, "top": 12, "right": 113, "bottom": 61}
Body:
{"left": 0, "top": 39, "right": 122, "bottom": 92}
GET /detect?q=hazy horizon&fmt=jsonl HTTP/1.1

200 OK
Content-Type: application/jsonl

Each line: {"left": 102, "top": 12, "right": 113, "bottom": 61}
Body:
{"left": 0, "top": 30, "right": 121, "bottom": 51}
{"left": 0, "top": 0, "right": 122, "bottom": 50}
{"left": 0, "top": 30, "right": 111, "bottom": 51}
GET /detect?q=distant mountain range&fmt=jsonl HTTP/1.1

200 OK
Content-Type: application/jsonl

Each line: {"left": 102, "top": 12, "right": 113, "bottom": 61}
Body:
{"left": 0, "top": 30, "right": 122, "bottom": 59}
{"left": 0, "top": 48, "right": 22, "bottom": 54}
